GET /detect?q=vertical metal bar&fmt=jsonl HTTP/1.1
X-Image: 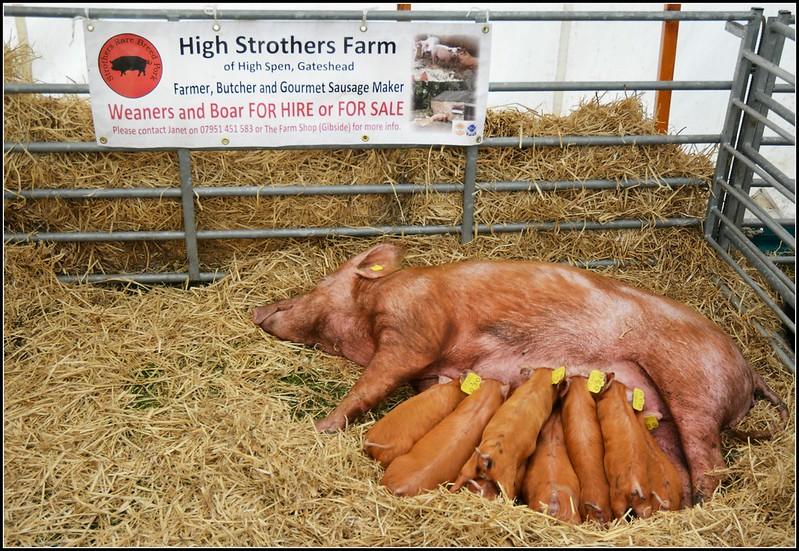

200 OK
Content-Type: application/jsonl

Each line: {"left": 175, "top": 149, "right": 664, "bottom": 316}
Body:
{"left": 461, "top": 145, "right": 479, "bottom": 244}
{"left": 705, "top": 7, "right": 763, "bottom": 241}
{"left": 721, "top": 12, "right": 791, "bottom": 246}
{"left": 178, "top": 149, "right": 201, "bottom": 283}
{"left": 655, "top": 3, "right": 681, "bottom": 133}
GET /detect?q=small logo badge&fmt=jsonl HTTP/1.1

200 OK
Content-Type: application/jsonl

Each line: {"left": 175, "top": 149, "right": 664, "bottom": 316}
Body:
{"left": 466, "top": 123, "right": 477, "bottom": 136}
{"left": 98, "top": 33, "right": 162, "bottom": 98}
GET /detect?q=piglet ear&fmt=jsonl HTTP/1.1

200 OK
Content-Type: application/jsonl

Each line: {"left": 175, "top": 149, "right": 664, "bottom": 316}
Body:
{"left": 354, "top": 243, "right": 405, "bottom": 279}
{"left": 558, "top": 377, "right": 571, "bottom": 398}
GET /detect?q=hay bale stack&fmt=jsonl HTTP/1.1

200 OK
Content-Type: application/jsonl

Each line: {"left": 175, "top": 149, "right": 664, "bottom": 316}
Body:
{"left": 3, "top": 233, "right": 794, "bottom": 546}
{"left": 4, "top": 43, "right": 712, "bottom": 276}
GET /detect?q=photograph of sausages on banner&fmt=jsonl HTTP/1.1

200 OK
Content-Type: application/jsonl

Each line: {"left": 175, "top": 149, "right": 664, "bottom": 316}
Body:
{"left": 411, "top": 34, "right": 479, "bottom": 131}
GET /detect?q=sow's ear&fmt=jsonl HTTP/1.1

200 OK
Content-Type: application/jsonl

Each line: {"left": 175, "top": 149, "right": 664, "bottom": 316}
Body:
{"left": 354, "top": 243, "right": 405, "bottom": 279}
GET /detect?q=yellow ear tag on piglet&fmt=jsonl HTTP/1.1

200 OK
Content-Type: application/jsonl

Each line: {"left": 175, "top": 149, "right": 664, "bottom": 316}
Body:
{"left": 461, "top": 373, "right": 482, "bottom": 395}
{"left": 370, "top": 264, "right": 384, "bottom": 272}
{"left": 632, "top": 388, "right": 645, "bottom": 411}
{"left": 587, "top": 370, "right": 605, "bottom": 394}
{"left": 644, "top": 415, "right": 659, "bottom": 431}
{"left": 551, "top": 366, "right": 565, "bottom": 385}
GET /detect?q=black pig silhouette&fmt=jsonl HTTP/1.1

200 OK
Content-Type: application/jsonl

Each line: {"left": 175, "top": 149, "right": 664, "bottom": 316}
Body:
{"left": 111, "top": 56, "right": 150, "bottom": 76}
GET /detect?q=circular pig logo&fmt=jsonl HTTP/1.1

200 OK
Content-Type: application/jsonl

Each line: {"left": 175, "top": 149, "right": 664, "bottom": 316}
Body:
{"left": 98, "top": 33, "right": 162, "bottom": 98}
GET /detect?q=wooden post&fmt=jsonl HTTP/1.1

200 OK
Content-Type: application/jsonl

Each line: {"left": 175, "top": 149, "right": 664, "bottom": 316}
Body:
{"left": 397, "top": 4, "right": 411, "bottom": 10}
{"left": 655, "top": 4, "right": 681, "bottom": 133}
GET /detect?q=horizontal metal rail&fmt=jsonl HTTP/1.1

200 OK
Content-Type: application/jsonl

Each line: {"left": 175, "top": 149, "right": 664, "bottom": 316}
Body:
{"left": 2, "top": 6, "right": 758, "bottom": 21}
{"left": 2, "top": 177, "right": 707, "bottom": 201}
{"left": 4, "top": 217, "right": 701, "bottom": 244}
{"left": 769, "top": 256, "right": 796, "bottom": 264}
{"left": 474, "top": 218, "right": 700, "bottom": 234}
{"left": 714, "top": 176, "right": 796, "bottom": 249}
{"left": 732, "top": 99, "right": 796, "bottom": 144}
{"left": 704, "top": 235, "right": 796, "bottom": 332}
{"left": 4, "top": 81, "right": 796, "bottom": 96}
{"left": 56, "top": 271, "right": 222, "bottom": 284}
{"left": 0, "top": 81, "right": 738, "bottom": 95}
{"left": 741, "top": 49, "right": 796, "bottom": 86}
{"left": 2, "top": 135, "right": 726, "bottom": 154}
{"left": 52, "top": 257, "right": 658, "bottom": 285}
{"left": 760, "top": 136, "right": 794, "bottom": 146}
{"left": 4, "top": 230, "right": 187, "bottom": 243}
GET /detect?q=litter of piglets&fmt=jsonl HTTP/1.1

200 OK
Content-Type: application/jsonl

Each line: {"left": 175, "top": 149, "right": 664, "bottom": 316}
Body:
{"left": 364, "top": 367, "right": 688, "bottom": 525}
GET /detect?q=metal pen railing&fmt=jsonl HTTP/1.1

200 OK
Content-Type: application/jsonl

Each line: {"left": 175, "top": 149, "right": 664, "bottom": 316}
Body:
{"left": 705, "top": 11, "right": 796, "bottom": 371}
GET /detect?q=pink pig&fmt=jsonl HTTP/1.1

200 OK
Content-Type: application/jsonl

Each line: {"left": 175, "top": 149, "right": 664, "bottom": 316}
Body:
{"left": 430, "top": 44, "right": 460, "bottom": 66}
{"left": 252, "top": 243, "right": 787, "bottom": 503}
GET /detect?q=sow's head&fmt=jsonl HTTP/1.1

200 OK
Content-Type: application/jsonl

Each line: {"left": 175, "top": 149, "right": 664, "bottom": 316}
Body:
{"left": 251, "top": 243, "right": 405, "bottom": 353}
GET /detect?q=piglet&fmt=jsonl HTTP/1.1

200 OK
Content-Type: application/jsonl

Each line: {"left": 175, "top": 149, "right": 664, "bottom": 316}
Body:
{"left": 431, "top": 44, "right": 460, "bottom": 66}
{"left": 451, "top": 367, "right": 560, "bottom": 500}
{"left": 521, "top": 408, "right": 582, "bottom": 524}
{"left": 561, "top": 375, "right": 612, "bottom": 524}
{"left": 595, "top": 376, "right": 652, "bottom": 520}
{"left": 456, "top": 47, "right": 479, "bottom": 70}
{"left": 381, "top": 377, "right": 508, "bottom": 497}
{"left": 636, "top": 410, "right": 684, "bottom": 512}
{"left": 364, "top": 377, "right": 465, "bottom": 467}
{"left": 419, "top": 35, "right": 440, "bottom": 58}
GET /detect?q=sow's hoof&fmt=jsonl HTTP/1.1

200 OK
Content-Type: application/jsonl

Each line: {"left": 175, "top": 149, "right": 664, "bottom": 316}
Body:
{"left": 314, "top": 416, "right": 345, "bottom": 433}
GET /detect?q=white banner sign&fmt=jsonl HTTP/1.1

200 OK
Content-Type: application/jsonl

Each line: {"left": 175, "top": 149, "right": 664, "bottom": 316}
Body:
{"left": 84, "top": 20, "right": 492, "bottom": 148}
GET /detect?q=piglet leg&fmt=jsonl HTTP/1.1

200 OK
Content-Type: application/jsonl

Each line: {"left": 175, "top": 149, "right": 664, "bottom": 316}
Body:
{"left": 314, "top": 344, "right": 435, "bottom": 433}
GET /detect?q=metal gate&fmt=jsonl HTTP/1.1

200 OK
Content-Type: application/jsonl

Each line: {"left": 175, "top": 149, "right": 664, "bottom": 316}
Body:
{"left": 3, "top": 7, "right": 796, "bottom": 369}
{"left": 704, "top": 11, "right": 796, "bottom": 372}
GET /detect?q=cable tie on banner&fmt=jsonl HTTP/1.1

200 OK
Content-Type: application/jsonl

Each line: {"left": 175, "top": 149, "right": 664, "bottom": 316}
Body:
{"left": 82, "top": 7, "right": 95, "bottom": 34}
{"left": 204, "top": 5, "right": 221, "bottom": 32}
{"left": 360, "top": 8, "right": 369, "bottom": 32}
{"left": 466, "top": 7, "right": 491, "bottom": 31}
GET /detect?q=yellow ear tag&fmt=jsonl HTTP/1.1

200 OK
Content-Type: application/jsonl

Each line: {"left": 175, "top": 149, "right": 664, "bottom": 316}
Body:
{"left": 587, "top": 370, "right": 606, "bottom": 394}
{"left": 632, "top": 388, "right": 645, "bottom": 411}
{"left": 644, "top": 415, "right": 659, "bottom": 431}
{"left": 551, "top": 366, "right": 565, "bottom": 385}
{"left": 461, "top": 373, "right": 482, "bottom": 395}
{"left": 370, "top": 264, "right": 384, "bottom": 272}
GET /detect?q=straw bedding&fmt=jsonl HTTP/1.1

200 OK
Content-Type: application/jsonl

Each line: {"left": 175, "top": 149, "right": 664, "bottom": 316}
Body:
{"left": 4, "top": 43, "right": 795, "bottom": 546}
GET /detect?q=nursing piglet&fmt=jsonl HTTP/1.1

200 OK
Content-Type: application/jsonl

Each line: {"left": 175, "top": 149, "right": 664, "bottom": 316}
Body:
{"left": 364, "top": 377, "right": 465, "bottom": 467}
{"left": 561, "top": 375, "right": 612, "bottom": 524}
{"left": 637, "top": 410, "right": 684, "bottom": 512}
{"left": 595, "top": 377, "right": 652, "bottom": 520}
{"left": 381, "top": 378, "right": 508, "bottom": 496}
{"left": 451, "top": 367, "right": 560, "bottom": 500}
{"left": 521, "top": 408, "right": 582, "bottom": 524}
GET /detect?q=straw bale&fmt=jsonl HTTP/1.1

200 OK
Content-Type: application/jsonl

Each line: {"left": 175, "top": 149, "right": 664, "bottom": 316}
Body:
{"left": 4, "top": 230, "right": 794, "bottom": 547}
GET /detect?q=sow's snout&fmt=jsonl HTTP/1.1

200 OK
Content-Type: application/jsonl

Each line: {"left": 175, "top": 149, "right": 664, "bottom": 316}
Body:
{"left": 252, "top": 299, "right": 295, "bottom": 328}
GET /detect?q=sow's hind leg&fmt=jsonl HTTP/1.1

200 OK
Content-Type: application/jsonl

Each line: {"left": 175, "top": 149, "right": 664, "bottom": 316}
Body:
{"left": 639, "top": 352, "right": 754, "bottom": 504}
